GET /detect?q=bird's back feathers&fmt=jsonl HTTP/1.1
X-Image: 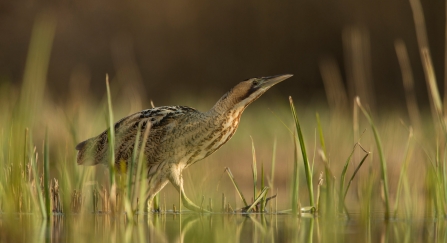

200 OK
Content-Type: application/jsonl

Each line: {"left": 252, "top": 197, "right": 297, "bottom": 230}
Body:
{"left": 75, "top": 106, "right": 201, "bottom": 168}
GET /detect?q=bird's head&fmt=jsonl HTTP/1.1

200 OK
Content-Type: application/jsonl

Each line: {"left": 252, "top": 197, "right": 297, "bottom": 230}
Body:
{"left": 213, "top": 74, "right": 293, "bottom": 113}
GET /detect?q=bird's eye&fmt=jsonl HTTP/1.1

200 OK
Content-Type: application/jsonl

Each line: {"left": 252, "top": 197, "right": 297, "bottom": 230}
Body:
{"left": 252, "top": 80, "right": 259, "bottom": 86}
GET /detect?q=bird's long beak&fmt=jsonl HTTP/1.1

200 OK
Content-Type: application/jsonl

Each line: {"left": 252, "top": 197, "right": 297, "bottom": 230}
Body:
{"left": 261, "top": 74, "right": 293, "bottom": 88}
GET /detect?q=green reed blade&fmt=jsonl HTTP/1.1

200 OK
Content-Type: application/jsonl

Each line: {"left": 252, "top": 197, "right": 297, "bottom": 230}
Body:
{"left": 30, "top": 147, "right": 45, "bottom": 217}
{"left": 105, "top": 75, "right": 116, "bottom": 189}
{"left": 225, "top": 167, "right": 248, "bottom": 207}
{"left": 316, "top": 113, "right": 327, "bottom": 157}
{"left": 23, "top": 128, "right": 28, "bottom": 170}
{"left": 421, "top": 49, "right": 444, "bottom": 126}
{"left": 442, "top": 143, "right": 447, "bottom": 213}
{"left": 125, "top": 122, "right": 142, "bottom": 218}
{"left": 316, "top": 113, "right": 336, "bottom": 215}
{"left": 261, "top": 162, "right": 266, "bottom": 212}
{"left": 289, "top": 96, "right": 314, "bottom": 207}
{"left": 137, "top": 124, "right": 151, "bottom": 213}
{"left": 270, "top": 138, "right": 277, "bottom": 189}
{"left": 128, "top": 123, "right": 142, "bottom": 200}
{"left": 424, "top": 153, "right": 445, "bottom": 215}
{"left": 343, "top": 150, "right": 369, "bottom": 201}
{"left": 43, "top": 128, "right": 50, "bottom": 217}
{"left": 246, "top": 187, "right": 269, "bottom": 213}
{"left": 251, "top": 137, "right": 258, "bottom": 199}
{"left": 393, "top": 129, "right": 413, "bottom": 218}
{"left": 105, "top": 74, "right": 122, "bottom": 213}
{"left": 316, "top": 172, "right": 323, "bottom": 212}
{"left": 291, "top": 130, "right": 299, "bottom": 214}
{"left": 339, "top": 143, "right": 356, "bottom": 214}
{"left": 356, "top": 97, "right": 391, "bottom": 218}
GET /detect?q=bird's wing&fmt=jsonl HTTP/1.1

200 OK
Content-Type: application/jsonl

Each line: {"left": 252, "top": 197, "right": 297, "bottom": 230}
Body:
{"left": 75, "top": 106, "right": 197, "bottom": 166}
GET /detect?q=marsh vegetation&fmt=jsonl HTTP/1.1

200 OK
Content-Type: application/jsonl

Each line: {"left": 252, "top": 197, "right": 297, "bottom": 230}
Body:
{"left": 1, "top": 0, "right": 447, "bottom": 242}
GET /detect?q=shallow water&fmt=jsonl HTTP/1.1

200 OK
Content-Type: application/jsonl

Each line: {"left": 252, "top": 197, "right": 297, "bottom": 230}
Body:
{"left": 1, "top": 212, "right": 447, "bottom": 243}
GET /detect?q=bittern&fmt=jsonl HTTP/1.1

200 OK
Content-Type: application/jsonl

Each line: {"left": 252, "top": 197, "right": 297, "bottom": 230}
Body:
{"left": 76, "top": 74, "right": 292, "bottom": 212}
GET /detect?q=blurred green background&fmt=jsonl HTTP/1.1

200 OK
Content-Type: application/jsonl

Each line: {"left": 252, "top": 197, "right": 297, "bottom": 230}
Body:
{"left": 0, "top": 0, "right": 444, "bottom": 108}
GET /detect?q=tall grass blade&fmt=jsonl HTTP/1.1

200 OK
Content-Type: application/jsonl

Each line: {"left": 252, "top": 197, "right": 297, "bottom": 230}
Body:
{"left": 319, "top": 57, "right": 349, "bottom": 115}
{"left": 443, "top": 144, "right": 447, "bottom": 215}
{"left": 268, "top": 139, "right": 277, "bottom": 213}
{"left": 421, "top": 49, "right": 444, "bottom": 126}
{"left": 356, "top": 97, "right": 391, "bottom": 218}
{"left": 19, "top": 12, "right": 56, "bottom": 125}
{"left": 270, "top": 138, "right": 277, "bottom": 189}
{"left": 137, "top": 124, "right": 151, "bottom": 213}
{"left": 423, "top": 150, "right": 447, "bottom": 217}
{"left": 225, "top": 168, "right": 248, "bottom": 207}
{"left": 420, "top": 49, "right": 447, "bottom": 210}
{"left": 289, "top": 96, "right": 314, "bottom": 207}
{"left": 343, "top": 149, "right": 369, "bottom": 201}
{"left": 125, "top": 122, "right": 142, "bottom": 218}
{"left": 408, "top": 0, "right": 443, "bottom": 117}
{"left": 23, "top": 128, "right": 28, "bottom": 170}
{"left": 129, "top": 124, "right": 141, "bottom": 198}
{"left": 425, "top": 163, "right": 443, "bottom": 217}
{"left": 316, "top": 172, "right": 323, "bottom": 212}
{"left": 316, "top": 113, "right": 326, "bottom": 156}
{"left": 394, "top": 40, "right": 422, "bottom": 132}
{"left": 338, "top": 143, "right": 357, "bottom": 214}
{"left": 261, "top": 162, "right": 266, "bottom": 212}
{"left": 316, "top": 113, "right": 336, "bottom": 215}
{"left": 251, "top": 137, "right": 258, "bottom": 199}
{"left": 43, "top": 129, "right": 51, "bottom": 217}
{"left": 105, "top": 74, "right": 117, "bottom": 211}
{"left": 245, "top": 187, "right": 269, "bottom": 213}
{"left": 291, "top": 131, "right": 299, "bottom": 214}
{"left": 393, "top": 128, "right": 414, "bottom": 218}
{"left": 343, "top": 26, "right": 375, "bottom": 111}
{"left": 30, "top": 147, "right": 46, "bottom": 217}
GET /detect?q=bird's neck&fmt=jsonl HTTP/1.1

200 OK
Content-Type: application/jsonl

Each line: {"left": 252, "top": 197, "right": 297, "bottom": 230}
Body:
{"left": 209, "top": 92, "right": 232, "bottom": 114}
{"left": 206, "top": 98, "right": 245, "bottom": 136}
{"left": 204, "top": 90, "right": 252, "bottom": 135}
{"left": 182, "top": 94, "right": 246, "bottom": 166}
{"left": 208, "top": 90, "right": 248, "bottom": 116}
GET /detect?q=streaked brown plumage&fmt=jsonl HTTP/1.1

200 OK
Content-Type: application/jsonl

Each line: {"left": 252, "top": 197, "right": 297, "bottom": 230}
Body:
{"left": 76, "top": 74, "right": 292, "bottom": 212}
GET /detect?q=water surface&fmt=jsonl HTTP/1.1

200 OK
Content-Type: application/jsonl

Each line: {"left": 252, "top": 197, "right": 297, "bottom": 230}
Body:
{"left": 2, "top": 212, "right": 446, "bottom": 243}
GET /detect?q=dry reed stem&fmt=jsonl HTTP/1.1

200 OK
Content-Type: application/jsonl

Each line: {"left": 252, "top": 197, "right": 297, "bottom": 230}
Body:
{"left": 319, "top": 57, "right": 348, "bottom": 115}
{"left": 421, "top": 49, "right": 443, "bottom": 118}
{"left": 394, "top": 40, "right": 422, "bottom": 132}
{"left": 225, "top": 167, "right": 248, "bottom": 207}
{"left": 408, "top": 0, "right": 445, "bottom": 135}
{"left": 342, "top": 26, "right": 374, "bottom": 111}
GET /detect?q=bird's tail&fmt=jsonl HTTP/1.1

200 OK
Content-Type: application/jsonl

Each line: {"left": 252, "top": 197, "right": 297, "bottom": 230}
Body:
{"left": 75, "top": 136, "right": 105, "bottom": 165}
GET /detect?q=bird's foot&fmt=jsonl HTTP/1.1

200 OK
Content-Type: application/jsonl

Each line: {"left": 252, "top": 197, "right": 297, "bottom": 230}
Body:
{"left": 181, "top": 194, "right": 211, "bottom": 213}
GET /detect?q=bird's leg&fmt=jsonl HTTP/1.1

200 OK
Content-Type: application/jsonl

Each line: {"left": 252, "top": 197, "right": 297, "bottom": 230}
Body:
{"left": 169, "top": 170, "right": 210, "bottom": 213}
{"left": 139, "top": 165, "right": 168, "bottom": 213}
{"left": 145, "top": 177, "right": 169, "bottom": 213}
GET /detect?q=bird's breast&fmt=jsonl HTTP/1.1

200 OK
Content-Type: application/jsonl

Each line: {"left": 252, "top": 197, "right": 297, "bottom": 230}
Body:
{"left": 185, "top": 109, "right": 243, "bottom": 165}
